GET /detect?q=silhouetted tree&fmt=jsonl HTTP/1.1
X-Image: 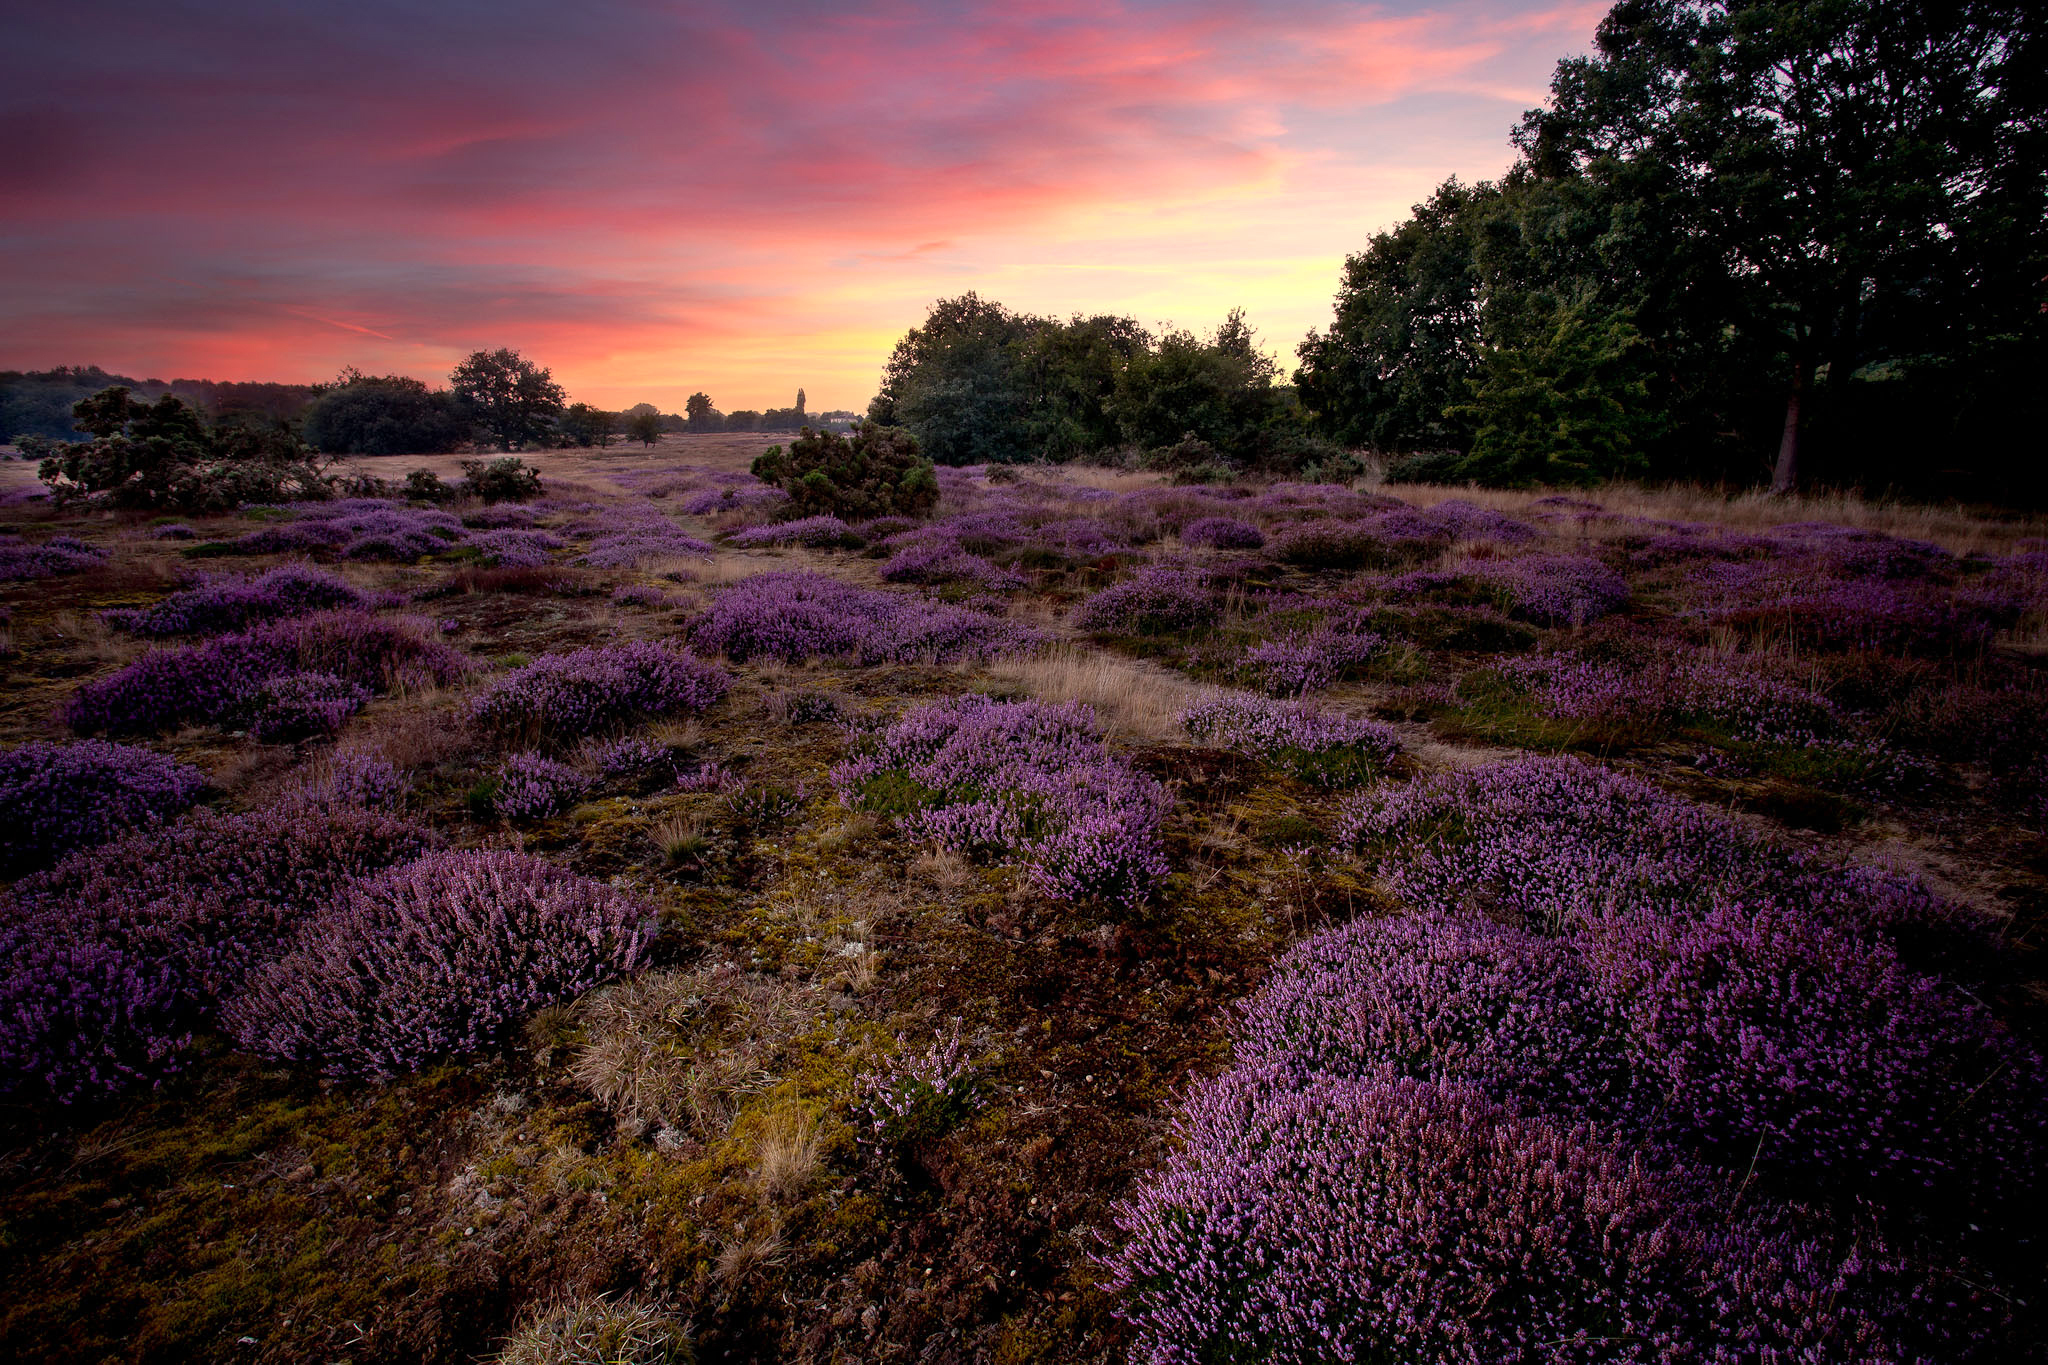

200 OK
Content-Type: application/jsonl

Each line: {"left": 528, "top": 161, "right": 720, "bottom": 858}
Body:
{"left": 626, "top": 410, "right": 661, "bottom": 445}
{"left": 684, "top": 392, "right": 719, "bottom": 432}
{"left": 303, "top": 371, "right": 469, "bottom": 456}
{"left": 449, "top": 349, "right": 566, "bottom": 452}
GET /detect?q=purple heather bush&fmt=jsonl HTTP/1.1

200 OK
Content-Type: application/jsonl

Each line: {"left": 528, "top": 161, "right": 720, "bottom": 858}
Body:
{"left": 0, "top": 801, "right": 436, "bottom": 1100}
{"left": 467, "top": 527, "right": 566, "bottom": 567}
{"left": 292, "top": 747, "right": 409, "bottom": 810}
{"left": 879, "top": 542, "right": 1025, "bottom": 591}
{"left": 468, "top": 640, "right": 729, "bottom": 748}
{"left": 1473, "top": 553, "right": 1630, "bottom": 627}
{"left": 690, "top": 571, "right": 1038, "bottom": 665}
{"left": 1242, "top": 621, "right": 1384, "bottom": 695}
{"left": 1072, "top": 567, "right": 1219, "bottom": 635}
{"left": 461, "top": 504, "right": 541, "bottom": 529}
{"left": 0, "top": 740, "right": 207, "bottom": 874}
{"left": 209, "top": 501, "right": 468, "bottom": 561}
{"left": 148, "top": 523, "right": 197, "bottom": 540}
{"left": 64, "top": 610, "right": 470, "bottom": 737}
{"left": 575, "top": 524, "right": 716, "bottom": 568}
{"left": 679, "top": 484, "right": 788, "bottom": 517}
{"left": 1180, "top": 693, "right": 1401, "bottom": 787}
{"left": 609, "top": 584, "right": 677, "bottom": 609}
{"left": 1427, "top": 498, "right": 1538, "bottom": 544}
{"left": 832, "top": 694, "right": 1171, "bottom": 906}
{"left": 725, "top": 514, "right": 861, "bottom": 549}
{"left": 226, "top": 849, "right": 654, "bottom": 1077}
{"left": 1106, "top": 1067, "right": 1925, "bottom": 1365}
{"left": 0, "top": 534, "right": 108, "bottom": 581}
{"left": 492, "top": 751, "right": 591, "bottom": 819}
{"left": 246, "top": 670, "right": 370, "bottom": 743}
{"left": 1179, "top": 516, "right": 1265, "bottom": 550}
{"left": 855, "top": 1024, "right": 978, "bottom": 1151}
{"left": 1680, "top": 559, "right": 2010, "bottom": 655}
{"left": 103, "top": 564, "right": 370, "bottom": 637}
{"left": 1490, "top": 649, "right": 1838, "bottom": 746}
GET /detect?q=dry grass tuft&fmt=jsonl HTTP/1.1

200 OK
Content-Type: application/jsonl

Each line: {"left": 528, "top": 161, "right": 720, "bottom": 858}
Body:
{"left": 984, "top": 643, "right": 1220, "bottom": 743}
{"left": 712, "top": 1228, "right": 788, "bottom": 1289}
{"left": 909, "top": 845, "right": 972, "bottom": 890}
{"left": 650, "top": 813, "right": 712, "bottom": 866}
{"left": 494, "top": 1291, "right": 689, "bottom": 1365}
{"left": 753, "top": 1106, "right": 825, "bottom": 1203}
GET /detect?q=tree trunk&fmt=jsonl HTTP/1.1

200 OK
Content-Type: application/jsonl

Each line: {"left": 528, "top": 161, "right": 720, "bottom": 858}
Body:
{"left": 1771, "top": 353, "right": 1811, "bottom": 495}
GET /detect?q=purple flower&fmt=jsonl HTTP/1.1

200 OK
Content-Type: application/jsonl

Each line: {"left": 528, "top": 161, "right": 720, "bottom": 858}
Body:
{"left": 0, "top": 740, "right": 207, "bottom": 874}
{"left": 102, "top": 564, "right": 368, "bottom": 637}
{"left": 1072, "top": 567, "right": 1219, "bottom": 635}
{"left": 1181, "top": 693, "right": 1401, "bottom": 787}
{"left": 468, "top": 640, "right": 729, "bottom": 747}
{"left": 491, "top": 751, "right": 590, "bottom": 819}
{"left": 689, "top": 571, "right": 1038, "bottom": 665}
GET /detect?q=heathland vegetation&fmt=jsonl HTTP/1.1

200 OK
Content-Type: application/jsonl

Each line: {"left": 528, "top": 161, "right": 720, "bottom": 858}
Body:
{"left": 2, "top": 1, "right": 2046, "bottom": 1363}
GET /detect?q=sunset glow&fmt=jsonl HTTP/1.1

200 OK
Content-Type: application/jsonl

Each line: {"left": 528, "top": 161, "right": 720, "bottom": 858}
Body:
{"left": 1, "top": 0, "right": 1604, "bottom": 411}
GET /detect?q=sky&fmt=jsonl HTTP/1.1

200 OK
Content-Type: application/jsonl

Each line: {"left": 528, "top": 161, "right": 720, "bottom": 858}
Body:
{"left": 0, "top": 0, "right": 1605, "bottom": 413}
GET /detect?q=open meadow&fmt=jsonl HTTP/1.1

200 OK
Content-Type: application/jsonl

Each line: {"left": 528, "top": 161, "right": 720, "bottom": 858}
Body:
{"left": 2, "top": 438, "right": 2045, "bottom": 1363}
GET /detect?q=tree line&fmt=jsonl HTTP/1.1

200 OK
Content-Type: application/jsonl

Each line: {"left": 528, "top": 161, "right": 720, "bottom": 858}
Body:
{"left": 4, "top": 354, "right": 843, "bottom": 457}
{"left": 873, "top": 0, "right": 2045, "bottom": 498}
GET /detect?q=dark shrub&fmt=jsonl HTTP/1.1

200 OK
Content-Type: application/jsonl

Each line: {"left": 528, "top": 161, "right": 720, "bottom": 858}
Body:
{"left": 226, "top": 850, "right": 654, "bottom": 1077}
{"left": 460, "top": 456, "right": 544, "bottom": 504}
{"left": 750, "top": 422, "right": 939, "bottom": 521}
{"left": 0, "top": 740, "right": 206, "bottom": 875}
{"left": 302, "top": 374, "right": 470, "bottom": 456}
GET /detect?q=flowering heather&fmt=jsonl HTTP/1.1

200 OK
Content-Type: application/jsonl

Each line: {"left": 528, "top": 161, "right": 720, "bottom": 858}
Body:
{"left": 468, "top": 640, "right": 729, "bottom": 747}
{"left": 1180, "top": 516, "right": 1265, "bottom": 550}
{"left": 1473, "top": 553, "right": 1630, "bottom": 626}
{"left": 1072, "top": 567, "right": 1219, "bottom": 635}
{"left": 690, "top": 571, "right": 1038, "bottom": 665}
{"left": 725, "top": 514, "right": 861, "bottom": 548}
{"left": 148, "top": 523, "right": 196, "bottom": 540}
{"left": 0, "top": 534, "right": 108, "bottom": 581}
{"left": 1582, "top": 904, "right": 2044, "bottom": 1208}
{"left": 0, "top": 801, "right": 436, "bottom": 1100}
{"left": 1106, "top": 1068, "right": 1917, "bottom": 1364}
{"left": 226, "top": 849, "right": 654, "bottom": 1077}
{"left": 247, "top": 671, "right": 370, "bottom": 742}
{"left": 679, "top": 484, "right": 788, "bottom": 516}
{"left": 0, "top": 740, "right": 207, "bottom": 874}
{"left": 1427, "top": 498, "right": 1538, "bottom": 544}
{"left": 609, "top": 584, "right": 677, "bottom": 609}
{"left": 855, "top": 1024, "right": 977, "bottom": 1151}
{"left": 101, "top": 564, "right": 369, "bottom": 637}
{"left": 461, "top": 504, "right": 541, "bottom": 529}
{"left": 209, "top": 502, "right": 468, "bottom": 560}
{"left": 1236, "top": 911, "right": 1634, "bottom": 1112}
{"left": 879, "top": 542, "right": 1024, "bottom": 591}
{"left": 1242, "top": 622, "right": 1384, "bottom": 696}
{"left": 1681, "top": 559, "right": 2009, "bottom": 655}
{"left": 492, "top": 751, "right": 591, "bottom": 818}
{"left": 1492, "top": 650, "right": 1839, "bottom": 746}
{"left": 467, "top": 527, "right": 566, "bottom": 567}
{"left": 833, "top": 695, "right": 1171, "bottom": 906}
{"left": 1181, "top": 693, "right": 1401, "bottom": 787}
{"left": 65, "top": 610, "right": 469, "bottom": 737}
{"left": 293, "top": 747, "right": 409, "bottom": 809}
{"left": 1272, "top": 519, "right": 1409, "bottom": 570}
{"left": 575, "top": 524, "right": 715, "bottom": 567}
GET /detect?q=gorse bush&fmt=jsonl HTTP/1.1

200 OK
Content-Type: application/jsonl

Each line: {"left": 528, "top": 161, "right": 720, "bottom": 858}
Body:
{"left": 832, "top": 695, "right": 1171, "bottom": 906}
{"left": 64, "top": 610, "right": 469, "bottom": 737}
{"left": 0, "top": 740, "right": 207, "bottom": 875}
{"left": 101, "top": 564, "right": 371, "bottom": 638}
{"left": 0, "top": 801, "right": 437, "bottom": 1101}
{"left": 468, "top": 641, "right": 729, "bottom": 748}
{"left": 750, "top": 422, "right": 938, "bottom": 521}
{"left": 226, "top": 849, "right": 654, "bottom": 1077}
{"left": 689, "top": 571, "right": 1038, "bottom": 665}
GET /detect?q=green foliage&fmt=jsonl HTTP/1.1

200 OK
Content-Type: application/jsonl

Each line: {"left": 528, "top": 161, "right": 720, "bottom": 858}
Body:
{"left": 1111, "top": 310, "right": 1292, "bottom": 464}
{"left": 1300, "top": 0, "right": 2048, "bottom": 497}
{"left": 31, "top": 387, "right": 331, "bottom": 513}
{"left": 302, "top": 371, "right": 469, "bottom": 456}
{"left": 684, "top": 392, "right": 718, "bottom": 432}
{"left": 1448, "top": 300, "right": 1656, "bottom": 486}
{"left": 403, "top": 469, "right": 456, "bottom": 504}
{"left": 459, "top": 457, "right": 544, "bottom": 504}
{"left": 557, "top": 403, "right": 617, "bottom": 448}
{"left": 449, "top": 349, "right": 566, "bottom": 452}
{"left": 750, "top": 422, "right": 938, "bottom": 520}
{"left": 625, "top": 410, "right": 661, "bottom": 445}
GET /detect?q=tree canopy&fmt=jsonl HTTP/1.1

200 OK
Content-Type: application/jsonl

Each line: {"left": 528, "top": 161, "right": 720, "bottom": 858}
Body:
{"left": 1297, "top": 0, "right": 2048, "bottom": 497}
{"left": 449, "top": 349, "right": 566, "bottom": 453}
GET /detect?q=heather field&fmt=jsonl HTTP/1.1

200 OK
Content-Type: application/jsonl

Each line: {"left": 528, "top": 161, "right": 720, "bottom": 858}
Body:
{"left": 2, "top": 435, "right": 2046, "bottom": 1363}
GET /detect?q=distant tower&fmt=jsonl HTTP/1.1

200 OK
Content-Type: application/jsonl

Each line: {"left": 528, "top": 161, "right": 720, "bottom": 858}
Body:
{"left": 795, "top": 388, "right": 806, "bottom": 417}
